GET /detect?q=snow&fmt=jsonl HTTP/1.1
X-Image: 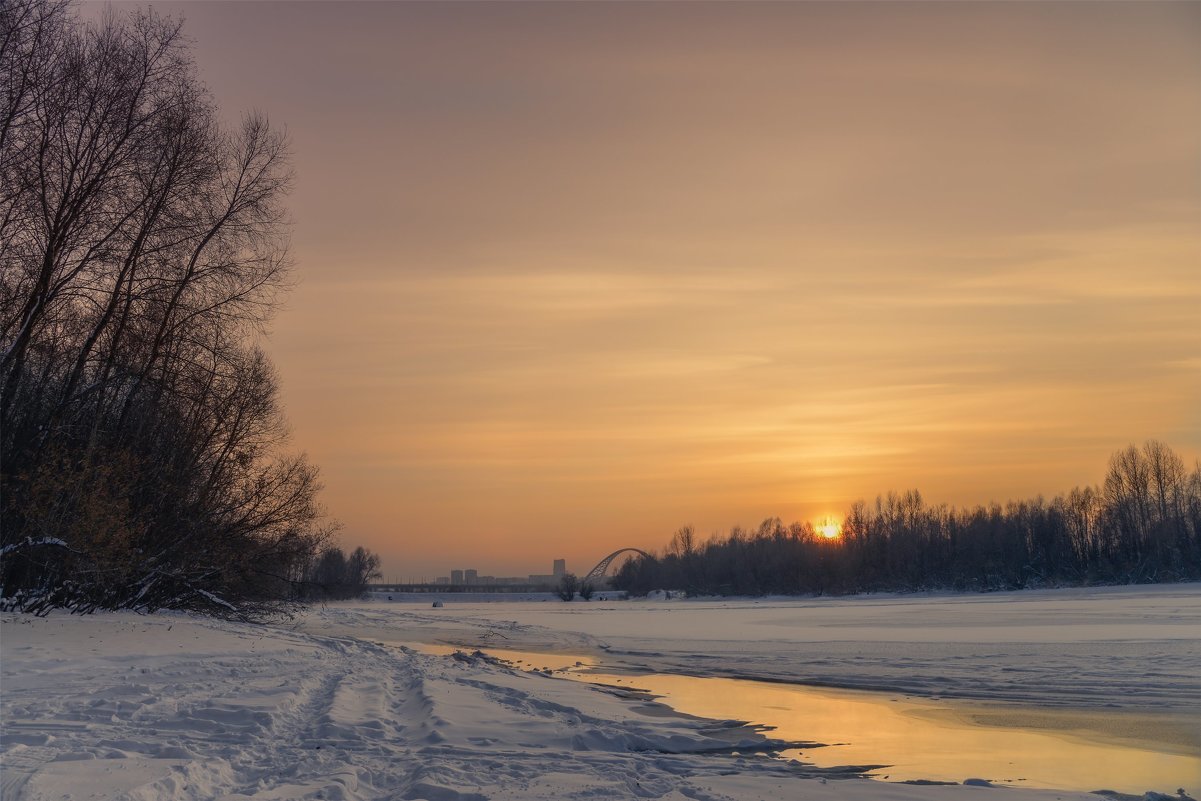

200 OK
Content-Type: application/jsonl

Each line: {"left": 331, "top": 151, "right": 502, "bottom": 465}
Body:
{"left": 325, "top": 584, "right": 1201, "bottom": 711}
{"left": 193, "top": 589, "right": 238, "bottom": 613}
{"left": 1, "top": 584, "right": 1197, "bottom": 800}
{"left": 0, "top": 538, "right": 69, "bottom": 558}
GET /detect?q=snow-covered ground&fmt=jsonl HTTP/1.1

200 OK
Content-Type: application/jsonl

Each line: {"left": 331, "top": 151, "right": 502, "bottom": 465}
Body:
{"left": 1, "top": 584, "right": 1197, "bottom": 800}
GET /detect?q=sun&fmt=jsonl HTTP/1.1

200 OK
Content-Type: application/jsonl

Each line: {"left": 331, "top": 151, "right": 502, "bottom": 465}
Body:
{"left": 816, "top": 518, "right": 842, "bottom": 540}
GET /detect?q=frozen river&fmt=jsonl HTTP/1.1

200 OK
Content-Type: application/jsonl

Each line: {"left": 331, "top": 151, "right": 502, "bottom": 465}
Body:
{"left": 438, "top": 645, "right": 1198, "bottom": 792}
{"left": 332, "top": 584, "right": 1200, "bottom": 793}
{"left": 314, "top": 584, "right": 1201, "bottom": 712}
{"left": 2, "top": 584, "right": 1198, "bottom": 800}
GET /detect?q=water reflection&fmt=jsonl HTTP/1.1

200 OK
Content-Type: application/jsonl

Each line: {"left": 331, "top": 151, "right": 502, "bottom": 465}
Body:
{"left": 409, "top": 643, "right": 1199, "bottom": 793}
{"left": 587, "top": 673, "right": 1198, "bottom": 793}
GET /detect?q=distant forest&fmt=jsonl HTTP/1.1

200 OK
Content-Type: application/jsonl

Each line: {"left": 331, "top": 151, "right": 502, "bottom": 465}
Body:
{"left": 613, "top": 440, "right": 1201, "bottom": 596}
{"left": 0, "top": 1, "right": 377, "bottom": 617}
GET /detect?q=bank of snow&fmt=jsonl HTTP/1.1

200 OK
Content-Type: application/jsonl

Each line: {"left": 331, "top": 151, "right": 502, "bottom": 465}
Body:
{"left": 0, "top": 606, "right": 1140, "bottom": 801}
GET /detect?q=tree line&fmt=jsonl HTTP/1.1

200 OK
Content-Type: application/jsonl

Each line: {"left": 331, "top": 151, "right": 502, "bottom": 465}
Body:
{"left": 0, "top": 1, "right": 376, "bottom": 617}
{"left": 298, "top": 546, "right": 382, "bottom": 601}
{"left": 613, "top": 440, "right": 1201, "bottom": 596}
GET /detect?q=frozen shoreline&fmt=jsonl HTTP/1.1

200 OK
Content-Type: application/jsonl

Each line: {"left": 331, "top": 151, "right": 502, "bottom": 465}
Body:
{"left": 315, "top": 583, "right": 1201, "bottom": 712}
{"left": 2, "top": 584, "right": 1198, "bottom": 800}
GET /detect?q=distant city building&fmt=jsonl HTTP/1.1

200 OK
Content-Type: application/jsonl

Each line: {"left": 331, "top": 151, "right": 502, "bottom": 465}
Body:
{"left": 440, "top": 561, "right": 572, "bottom": 588}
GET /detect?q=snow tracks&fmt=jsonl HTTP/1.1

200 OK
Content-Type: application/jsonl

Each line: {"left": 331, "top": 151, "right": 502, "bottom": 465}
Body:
{"left": 0, "top": 612, "right": 844, "bottom": 801}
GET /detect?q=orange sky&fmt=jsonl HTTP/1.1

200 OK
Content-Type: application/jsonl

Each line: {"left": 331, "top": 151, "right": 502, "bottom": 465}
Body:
{"left": 119, "top": 2, "right": 1200, "bottom": 580}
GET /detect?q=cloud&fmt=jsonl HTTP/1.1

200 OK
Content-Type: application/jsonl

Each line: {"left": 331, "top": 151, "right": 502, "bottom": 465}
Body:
{"left": 162, "top": 0, "right": 1201, "bottom": 575}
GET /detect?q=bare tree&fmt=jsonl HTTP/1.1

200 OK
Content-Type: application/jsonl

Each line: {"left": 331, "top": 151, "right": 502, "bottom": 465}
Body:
{"left": 1104, "top": 445, "right": 1153, "bottom": 561}
{"left": 556, "top": 573, "right": 579, "bottom": 601}
{"left": 613, "top": 442, "right": 1201, "bottom": 597}
{"left": 300, "top": 545, "right": 383, "bottom": 600}
{"left": 0, "top": 1, "right": 328, "bottom": 618}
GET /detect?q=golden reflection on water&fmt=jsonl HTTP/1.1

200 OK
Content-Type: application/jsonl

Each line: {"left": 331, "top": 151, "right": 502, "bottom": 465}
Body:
{"left": 583, "top": 673, "right": 1200, "bottom": 793}
{"left": 410, "top": 643, "right": 1199, "bottom": 793}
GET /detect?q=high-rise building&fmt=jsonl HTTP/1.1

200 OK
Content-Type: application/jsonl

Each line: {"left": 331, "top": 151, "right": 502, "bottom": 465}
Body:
{"left": 553, "top": 559, "right": 566, "bottom": 577}
{"left": 464, "top": 569, "right": 478, "bottom": 585}
{"left": 451, "top": 569, "right": 464, "bottom": 585}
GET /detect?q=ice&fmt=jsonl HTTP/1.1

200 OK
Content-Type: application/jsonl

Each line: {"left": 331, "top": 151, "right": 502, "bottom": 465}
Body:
{"left": 1, "top": 584, "right": 1197, "bottom": 800}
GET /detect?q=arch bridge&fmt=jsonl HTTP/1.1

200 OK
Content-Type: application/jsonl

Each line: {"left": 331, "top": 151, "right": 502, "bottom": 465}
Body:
{"left": 582, "top": 548, "right": 651, "bottom": 585}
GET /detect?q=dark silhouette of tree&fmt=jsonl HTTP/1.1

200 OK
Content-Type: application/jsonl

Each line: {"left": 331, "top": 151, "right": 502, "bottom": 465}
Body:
{"left": 299, "top": 546, "right": 382, "bottom": 600}
{"left": 557, "top": 573, "right": 579, "bottom": 601}
{"left": 612, "top": 441, "right": 1201, "bottom": 598}
{"left": 0, "top": 0, "right": 336, "bottom": 618}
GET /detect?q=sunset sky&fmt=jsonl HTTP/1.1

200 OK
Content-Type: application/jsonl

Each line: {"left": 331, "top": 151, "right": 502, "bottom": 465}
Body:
{"left": 119, "top": 2, "right": 1200, "bottom": 581}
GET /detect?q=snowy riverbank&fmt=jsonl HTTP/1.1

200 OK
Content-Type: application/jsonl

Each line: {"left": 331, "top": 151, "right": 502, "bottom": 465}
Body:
{"left": 2, "top": 585, "right": 1198, "bottom": 799}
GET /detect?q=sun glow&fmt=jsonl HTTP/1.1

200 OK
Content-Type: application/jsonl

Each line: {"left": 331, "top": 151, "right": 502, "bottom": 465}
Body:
{"left": 816, "top": 518, "right": 842, "bottom": 540}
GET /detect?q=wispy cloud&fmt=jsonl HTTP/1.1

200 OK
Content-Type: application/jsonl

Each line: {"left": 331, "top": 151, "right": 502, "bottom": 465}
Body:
{"left": 163, "top": 0, "right": 1201, "bottom": 574}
